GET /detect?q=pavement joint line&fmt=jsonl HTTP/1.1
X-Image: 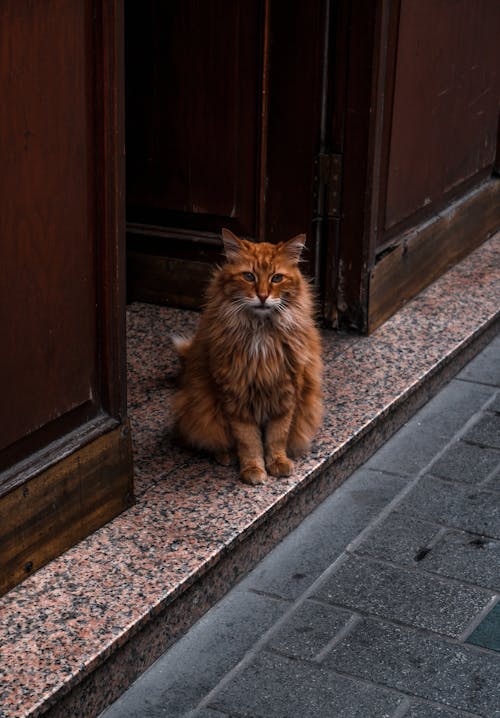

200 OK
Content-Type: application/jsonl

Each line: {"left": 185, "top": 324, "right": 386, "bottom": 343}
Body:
{"left": 187, "top": 388, "right": 500, "bottom": 713}
{"left": 188, "top": 378, "right": 500, "bottom": 717}
{"left": 363, "top": 466, "right": 413, "bottom": 479}
{"left": 481, "top": 466, "right": 500, "bottom": 491}
{"left": 246, "top": 588, "right": 293, "bottom": 603}
{"left": 424, "top": 471, "right": 500, "bottom": 491}
{"left": 420, "top": 524, "right": 449, "bottom": 552}
{"left": 392, "top": 697, "right": 484, "bottom": 718}
{"left": 262, "top": 647, "right": 426, "bottom": 707}
{"left": 456, "top": 376, "right": 500, "bottom": 390}
{"left": 411, "top": 524, "right": 449, "bottom": 563}
{"left": 300, "top": 598, "right": 500, "bottom": 655}
{"left": 102, "top": 338, "right": 500, "bottom": 718}
{"left": 478, "top": 480, "right": 500, "bottom": 492}
{"left": 388, "top": 504, "right": 500, "bottom": 543}
{"left": 362, "top": 509, "right": 496, "bottom": 534}
{"left": 312, "top": 613, "right": 362, "bottom": 663}
{"left": 390, "top": 697, "right": 412, "bottom": 718}
{"left": 345, "top": 397, "right": 492, "bottom": 551}
{"left": 460, "top": 438, "right": 500, "bottom": 450}
{"left": 187, "top": 550, "right": 355, "bottom": 716}
{"left": 265, "top": 654, "right": 486, "bottom": 718}
{"left": 207, "top": 707, "right": 246, "bottom": 718}
{"left": 343, "top": 552, "right": 500, "bottom": 595}
{"left": 353, "top": 522, "right": 446, "bottom": 565}
{"left": 343, "top": 473, "right": 423, "bottom": 554}
{"left": 457, "top": 593, "right": 500, "bottom": 643}
{"left": 343, "top": 387, "right": 497, "bottom": 556}
{"left": 430, "top": 460, "right": 500, "bottom": 488}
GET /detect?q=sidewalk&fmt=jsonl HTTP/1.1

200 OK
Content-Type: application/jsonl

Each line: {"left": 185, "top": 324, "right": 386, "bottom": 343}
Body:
{"left": 101, "top": 334, "right": 500, "bottom": 718}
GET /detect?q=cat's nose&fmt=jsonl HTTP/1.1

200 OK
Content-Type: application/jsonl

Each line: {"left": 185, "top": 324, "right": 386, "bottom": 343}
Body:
{"left": 258, "top": 293, "right": 268, "bottom": 305}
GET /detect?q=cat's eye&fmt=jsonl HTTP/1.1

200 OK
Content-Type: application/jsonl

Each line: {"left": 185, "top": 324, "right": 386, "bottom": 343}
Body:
{"left": 271, "top": 274, "right": 283, "bottom": 283}
{"left": 243, "top": 272, "right": 255, "bottom": 282}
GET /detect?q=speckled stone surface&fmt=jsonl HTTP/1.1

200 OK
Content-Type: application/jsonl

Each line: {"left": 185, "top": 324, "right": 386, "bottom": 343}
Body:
{"left": 0, "top": 233, "right": 499, "bottom": 718}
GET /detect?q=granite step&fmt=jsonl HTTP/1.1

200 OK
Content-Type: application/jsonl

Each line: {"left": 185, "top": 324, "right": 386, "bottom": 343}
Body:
{"left": 0, "top": 233, "right": 498, "bottom": 718}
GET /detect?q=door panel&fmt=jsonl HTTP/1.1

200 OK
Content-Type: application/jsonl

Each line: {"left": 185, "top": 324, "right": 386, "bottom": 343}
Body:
{"left": 365, "top": 0, "right": 500, "bottom": 330}
{"left": 126, "top": 0, "right": 262, "bottom": 235}
{"left": 384, "top": 0, "right": 500, "bottom": 234}
{"left": 125, "top": 0, "right": 330, "bottom": 306}
{"left": 0, "top": 0, "right": 96, "bottom": 458}
{"left": 125, "top": 0, "right": 500, "bottom": 331}
{"left": 264, "top": 0, "right": 325, "bottom": 248}
{"left": 0, "top": 0, "right": 132, "bottom": 595}
{"left": 334, "top": 0, "right": 500, "bottom": 332}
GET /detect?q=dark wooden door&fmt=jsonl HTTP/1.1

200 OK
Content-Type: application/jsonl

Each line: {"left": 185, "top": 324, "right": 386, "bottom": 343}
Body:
{"left": 125, "top": 0, "right": 330, "bottom": 306}
{"left": 334, "top": 0, "right": 500, "bottom": 331}
{"left": 125, "top": 0, "right": 500, "bottom": 331}
{"left": 0, "top": 0, "right": 133, "bottom": 595}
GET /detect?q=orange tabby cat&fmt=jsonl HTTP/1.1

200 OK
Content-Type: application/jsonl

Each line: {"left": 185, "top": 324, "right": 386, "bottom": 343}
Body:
{"left": 172, "top": 228, "right": 323, "bottom": 485}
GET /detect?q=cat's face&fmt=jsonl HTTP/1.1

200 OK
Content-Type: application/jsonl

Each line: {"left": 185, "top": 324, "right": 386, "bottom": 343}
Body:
{"left": 220, "top": 229, "right": 305, "bottom": 318}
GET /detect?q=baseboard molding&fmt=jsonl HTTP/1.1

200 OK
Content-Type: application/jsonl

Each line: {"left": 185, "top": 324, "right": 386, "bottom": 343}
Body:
{"left": 368, "top": 178, "right": 500, "bottom": 331}
{"left": 0, "top": 423, "right": 134, "bottom": 596}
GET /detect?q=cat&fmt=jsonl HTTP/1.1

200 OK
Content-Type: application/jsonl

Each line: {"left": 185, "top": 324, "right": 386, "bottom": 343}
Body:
{"left": 172, "top": 228, "right": 323, "bottom": 485}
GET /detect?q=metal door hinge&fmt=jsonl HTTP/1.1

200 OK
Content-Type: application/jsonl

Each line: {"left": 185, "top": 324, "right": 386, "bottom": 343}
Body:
{"left": 314, "top": 152, "right": 343, "bottom": 218}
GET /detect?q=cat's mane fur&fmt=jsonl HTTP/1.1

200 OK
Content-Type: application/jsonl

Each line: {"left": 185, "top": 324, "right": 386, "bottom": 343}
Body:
{"left": 172, "top": 228, "right": 323, "bottom": 485}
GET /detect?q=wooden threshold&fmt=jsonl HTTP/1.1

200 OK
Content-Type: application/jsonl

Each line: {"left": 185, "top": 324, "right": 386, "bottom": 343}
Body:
{"left": 127, "top": 249, "right": 210, "bottom": 309}
{"left": 0, "top": 422, "right": 134, "bottom": 596}
{"left": 126, "top": 225, "right": 222, "bottom": 308}
{"left": 368, "top": 178, "right": 500, "bottom": 332}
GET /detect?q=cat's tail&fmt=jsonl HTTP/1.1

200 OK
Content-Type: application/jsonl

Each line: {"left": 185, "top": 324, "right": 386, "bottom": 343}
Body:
{"left": 171, "top": 334, "right": 193, "bottom": 359}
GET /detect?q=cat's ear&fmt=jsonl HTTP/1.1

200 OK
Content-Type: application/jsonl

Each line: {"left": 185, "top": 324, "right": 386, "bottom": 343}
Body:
{"left": 281, "top": 234, "right": 306, "bottom": 263}
{"left": 221, "top": 228, "right": 245, "bottom": 261}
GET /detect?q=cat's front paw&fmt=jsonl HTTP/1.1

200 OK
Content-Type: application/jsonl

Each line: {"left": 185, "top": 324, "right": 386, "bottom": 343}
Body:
{"left": 240, "top": 466, "right": 267, "bottom": 485}
{"left": 214, "top": 451, "right": 237, "bottom": 467}
{"left": 266, "top": 455, "right": 294, "bottom": 477}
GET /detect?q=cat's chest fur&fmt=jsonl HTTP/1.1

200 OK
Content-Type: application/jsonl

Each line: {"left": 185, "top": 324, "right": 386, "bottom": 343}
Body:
{"left": 211, "top": 321, "right": 298, "bottom": 422}
{"left": 245, "top": 324, "right": 282, "bottom": 363}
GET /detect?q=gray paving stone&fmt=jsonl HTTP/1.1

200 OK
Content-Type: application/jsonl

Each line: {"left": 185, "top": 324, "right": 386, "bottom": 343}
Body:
{"left": 430, "top": 440, "right": 500, "bottom": 484}
{"left": 457, "top": 336, "right": 500, "bottom": 387}
{"left": 366, "top": 381, "right": 495, "bottom": 476}
{"left": 405, "top": 705, "right": 474, "bottom": 718}
{"left": 464, "top": 414, "right": 500, "bottom": 449}
{"left": 399, "top": 475, "right": 500, "bottom": 538}
{"left": 102, "top": 337, "right": 500, "bottom": 718}
{"left": 422, "top": 530, "right": 500, "bottom": 590}
{"left": 490, "top": 391, "right": 500, "bottom": 413}
{"left": 267, "top": 601, "right": 352, "bottom": 659}
{"left": 485, "top": 466, "right": 500, "bottom": 492}
{"left": 324, "top": 618, "right": 500, "bottom": 717}
{"left": 241, "top": 470, "right": 407, "bottom": 600}
{"left": 313, "top": 554, "right": 494, "bottom": 637}
{"left": 355, "top": 513, "right": 440, "bottom": 565}
{"left": 356, "top": 506, "right": 500, "bottom": 590}
{"left": 210, "top": 651, "right": 403, "bottom": 718}
{"left": 100, "top": 591, "right": 286, "bottom": 718}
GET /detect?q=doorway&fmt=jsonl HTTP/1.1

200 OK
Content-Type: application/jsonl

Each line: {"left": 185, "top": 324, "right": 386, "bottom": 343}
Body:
{"left": 124, "top": 0, "right": 337, "bottom": 315}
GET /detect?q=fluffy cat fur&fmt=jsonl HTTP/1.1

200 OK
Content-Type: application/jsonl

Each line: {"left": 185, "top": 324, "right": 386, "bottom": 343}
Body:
{"left": 172, "top": 228, "right": 323, "bottom": 485}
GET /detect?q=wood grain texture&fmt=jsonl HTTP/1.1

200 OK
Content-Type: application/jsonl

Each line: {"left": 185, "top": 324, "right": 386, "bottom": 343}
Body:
{"left": 0, "top": 1, "right": 133, "bottom": 595}
{"left": 0, "top": 423, "right": 134, "bottom": 597}
{"left": 384, "top": 0, "right": 500, "bottom": 233}
{"left": 0, "top": 0, "right": 97, "bottom": 454}
{"left": 127, "top": 251, "right": 211, "bottom": 309}
{"left": 0, "top": 0, "right": 128, "bottom": 469}
{"left": 368, "top": 179, "right": 500, "bottom": 332}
